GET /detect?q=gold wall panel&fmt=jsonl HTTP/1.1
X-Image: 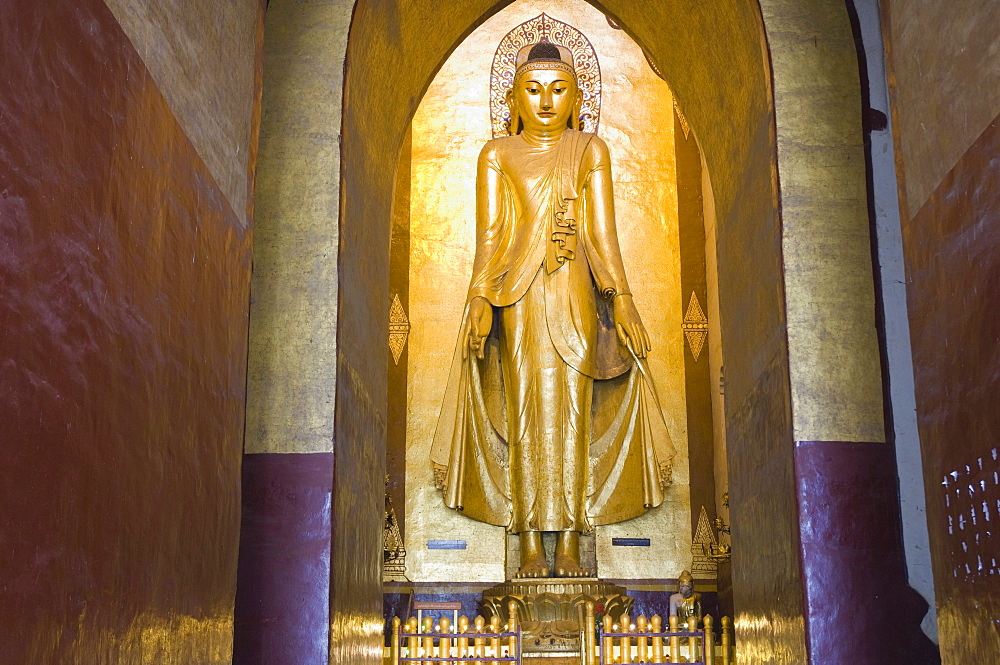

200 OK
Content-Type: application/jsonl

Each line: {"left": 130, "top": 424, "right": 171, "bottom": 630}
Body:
{"left": 245, "top": 0, "right": 354, "bottom": 455}
{"left": 703, "top": 164, "right": 731, "bottom": 549}
{"left": 760, "top": 0, "right": 886, "bottom": 444}
{"left": 405, "top": 0, "right": 691, "bottom": 584}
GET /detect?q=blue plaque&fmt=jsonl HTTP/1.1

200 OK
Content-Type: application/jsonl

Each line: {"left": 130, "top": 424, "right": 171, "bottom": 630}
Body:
{"left": 427, "top": 540, "right": 467, "bottom": 550}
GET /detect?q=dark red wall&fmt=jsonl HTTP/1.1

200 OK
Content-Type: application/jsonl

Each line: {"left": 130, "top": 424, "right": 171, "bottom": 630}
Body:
{"left": 234, "top": 453, "right": 334, "bottom": 665}
{"left": 0, "top": 1, "right": 252, "bottom": 662}
{"left": 903, "top": 116, "right": 1000, "bottom": 658}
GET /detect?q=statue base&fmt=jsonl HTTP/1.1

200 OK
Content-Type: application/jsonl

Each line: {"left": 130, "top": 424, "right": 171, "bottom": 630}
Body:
{"left": 480, "top": 577, "right": 632, "bottom": 653}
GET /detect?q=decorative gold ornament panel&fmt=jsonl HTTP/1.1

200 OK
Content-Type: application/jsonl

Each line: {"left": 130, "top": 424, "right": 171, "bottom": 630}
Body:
{"left": 691, "top": 505, "right": 718, "bottom": 580}
{"left": 389, "top": 293, "right": 410, "bottom": 365}
{"left": 384, "top": 485, "right": 408, "bottom": 582}
{"left": 683, "top": 291, "right": 708, "bottom": 362}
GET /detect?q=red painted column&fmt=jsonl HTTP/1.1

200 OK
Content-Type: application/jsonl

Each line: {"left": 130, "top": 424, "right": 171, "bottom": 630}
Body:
{"left": 795, "top": 441, "right": 939, "bottom": 664}
{"left": 234, "top": 453, "right": 334, "bottom": 665}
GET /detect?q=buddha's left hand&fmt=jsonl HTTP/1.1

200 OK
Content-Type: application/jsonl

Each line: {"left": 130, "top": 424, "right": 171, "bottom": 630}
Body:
{"left": 613, "top": 294, "right": 651, "bottom": 358}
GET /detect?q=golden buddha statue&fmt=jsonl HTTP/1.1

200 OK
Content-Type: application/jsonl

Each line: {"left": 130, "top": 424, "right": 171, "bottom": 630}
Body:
{"left": 669, "top": 570, "right": 702, "bottom": 630}
{"left": 431, "top": 40, "right": 674, "bottom": 579}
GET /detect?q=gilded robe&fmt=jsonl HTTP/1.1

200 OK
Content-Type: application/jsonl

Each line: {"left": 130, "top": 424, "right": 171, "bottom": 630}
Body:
{"left": 431, "top": 129, "right": 674, "bottom": 533}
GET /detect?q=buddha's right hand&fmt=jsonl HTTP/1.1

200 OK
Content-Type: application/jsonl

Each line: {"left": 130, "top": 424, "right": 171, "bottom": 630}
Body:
{"left": 463, "top": 296, "right": 493, "bottom": 359}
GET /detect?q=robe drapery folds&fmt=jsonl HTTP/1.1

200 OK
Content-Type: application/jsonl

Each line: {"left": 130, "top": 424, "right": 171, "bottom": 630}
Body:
{"left": 431, "top": 129, "right": 674, "bottom": 533}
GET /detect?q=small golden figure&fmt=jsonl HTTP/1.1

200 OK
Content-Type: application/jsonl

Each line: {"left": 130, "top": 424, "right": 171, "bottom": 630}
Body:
{"left": 432, "top": 40, "right": 675, "bottom": 579}
{"left": 669, "top": 570, "right": 702, "bottom": 631}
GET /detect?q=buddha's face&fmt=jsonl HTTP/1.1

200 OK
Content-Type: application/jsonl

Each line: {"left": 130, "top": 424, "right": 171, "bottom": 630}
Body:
{"left": 512, "top": 67, "right": 578, "bottom": 134}
{"left": 680, "top": 583, "right": 694, "bottom": 598}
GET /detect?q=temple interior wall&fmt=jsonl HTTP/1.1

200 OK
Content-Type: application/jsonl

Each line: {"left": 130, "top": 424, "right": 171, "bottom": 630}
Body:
{"left": 881, "top": 1, "right": 1000, "bottom": 659}
{"left": 882, "top": 1, "right": 1000, "bottom": 222}
{"left": 103, "top": 0, "right": 261, "bottom": 227}
{"left": 8, "top": 0, "right": 995, "bottom": 663}
{"left": 0, "top": 1, "right": 260, "bottom": 662}
{"left": 235, "top": 2, "right": 352, "bottom": 663}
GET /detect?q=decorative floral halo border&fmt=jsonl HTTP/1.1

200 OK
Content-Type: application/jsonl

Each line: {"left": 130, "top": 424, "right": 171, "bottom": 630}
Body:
{"left": 490, "top": 13, "right": 602, "bottom": 138}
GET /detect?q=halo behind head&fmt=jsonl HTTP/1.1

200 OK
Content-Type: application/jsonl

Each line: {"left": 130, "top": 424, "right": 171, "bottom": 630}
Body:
{"left": 490, "top": 14, "right": 602, "bottom": 137}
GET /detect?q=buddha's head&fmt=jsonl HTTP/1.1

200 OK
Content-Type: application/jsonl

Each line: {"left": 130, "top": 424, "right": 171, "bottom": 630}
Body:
{"left": 506, "top": 41, "right": 583, "bottom": 135}
{"left": 678, "top": 570, "right": 694, "bottom": 598}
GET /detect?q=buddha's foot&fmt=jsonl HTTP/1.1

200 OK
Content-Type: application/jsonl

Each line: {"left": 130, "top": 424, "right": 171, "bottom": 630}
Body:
{"left": 554, "top": 553, "right": 590, "bottom": 578}
{"left": 514, "top": 557, "right": 550, "bottom": 578}
{"left": 514, "top": 559, "right": 551, "bottom": 579}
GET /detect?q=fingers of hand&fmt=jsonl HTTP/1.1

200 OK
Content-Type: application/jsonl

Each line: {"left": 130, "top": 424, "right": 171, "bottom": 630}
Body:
{"left": 627, "top": 324, "right": 648, "bottom": 357}
{"left": 638, "top": 327, "right": 650, "bottom": 356}
{"left": 616, "top": 323, "right": 628, "bottom": 347}
{"left": 631, "top": 326, "right": 645, "bottom": 357}
{"left": 468, "top": 331, "right": 486, "bottom": 359}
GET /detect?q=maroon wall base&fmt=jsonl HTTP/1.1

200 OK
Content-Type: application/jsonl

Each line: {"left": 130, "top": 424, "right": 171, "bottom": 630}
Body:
{"left": 234, "top": 452, "right": 334, "bottom": 665}
{"left": 795, "top": 440, "right": 938, "bottom": 665}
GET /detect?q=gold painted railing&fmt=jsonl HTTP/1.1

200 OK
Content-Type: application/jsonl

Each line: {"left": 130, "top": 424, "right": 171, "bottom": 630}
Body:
{"left": 389, "top": 601, "right": 522, "bottom": 664}
{"left": 583, "top": 606, "right": 733, "bottom": 665}
{"left": 387, "top": 600, "right": 733, "bottom": 665}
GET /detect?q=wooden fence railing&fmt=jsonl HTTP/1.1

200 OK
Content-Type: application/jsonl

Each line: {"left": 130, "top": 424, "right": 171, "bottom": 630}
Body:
{"left": 387, "top": 600, "right": 733, "bottom": 665}
{"left": 590, "top": 612, "right": 732, "bottom": 665}
{"left": 389, "top": 601, "right": 522, "bottom": 664}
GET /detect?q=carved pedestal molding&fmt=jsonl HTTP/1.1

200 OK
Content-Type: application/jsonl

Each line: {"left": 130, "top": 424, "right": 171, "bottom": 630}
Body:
{"left": 481, "top": 577, "right": 633, "bottom": 652}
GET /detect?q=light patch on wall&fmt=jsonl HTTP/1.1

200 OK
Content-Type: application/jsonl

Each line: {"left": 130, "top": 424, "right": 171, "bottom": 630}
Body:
{"left": 103, "top": 0, "right": 259, "bottom": 226}
{"left": 405, "top": 0, "right": 690, "bottom": 583}
{"left": 942, "top": 448, "right": 1000, "bottom": 579}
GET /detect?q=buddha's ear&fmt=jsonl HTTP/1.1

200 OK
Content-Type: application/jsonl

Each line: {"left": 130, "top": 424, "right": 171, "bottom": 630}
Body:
{"left": 505, "top": 88, "right": 519, "bottom": 135}
{"left": 571, "top": 88, "right": 583, "bottom": 131}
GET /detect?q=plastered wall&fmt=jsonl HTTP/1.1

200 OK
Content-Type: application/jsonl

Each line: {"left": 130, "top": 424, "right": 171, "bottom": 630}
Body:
{"left": 237, "top": 2, "right": 353, "bottom": 663}
{"left": 0, "top": 1, "right": 260, "bottom": 662}
{"left": 883, "top": 1, "right": 1000, "bottom": 659}
{"left": 103, "top": 0, "right": 261, "bottom": 227}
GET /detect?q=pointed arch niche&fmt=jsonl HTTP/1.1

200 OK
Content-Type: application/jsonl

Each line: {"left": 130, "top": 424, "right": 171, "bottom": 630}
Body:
{"left": 336, "top": 0, "right": 892, "bottom": 659}
{"left": 246, "top": 0, "right": 918, "bottom": 663}
{"left": 398, "top": 1, "right": 697, "bottom": 587}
